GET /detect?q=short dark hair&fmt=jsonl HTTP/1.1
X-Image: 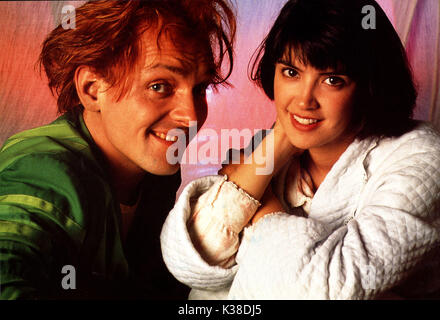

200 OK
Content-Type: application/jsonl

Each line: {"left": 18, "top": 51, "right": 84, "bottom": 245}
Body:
{"left": 39, "top": 0, "right": 236, "bottom": 115}
{"left": 250, "top": 0, "right": 417, "bottom": 138}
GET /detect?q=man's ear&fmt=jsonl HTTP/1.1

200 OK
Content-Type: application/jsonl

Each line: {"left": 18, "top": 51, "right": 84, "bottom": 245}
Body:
{"left": 74, "top": 66, "right": 107, "bottom": 112}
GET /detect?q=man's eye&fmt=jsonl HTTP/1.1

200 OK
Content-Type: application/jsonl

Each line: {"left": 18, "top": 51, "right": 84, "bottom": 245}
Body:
{"left": 282, "top": 68, "right": 298, "bottom": 78}
{"left": 149, "top": 83, "right": 172, "bottom": 94}
{"left": 324, "top": 76, "right": 345, "bottom": 86}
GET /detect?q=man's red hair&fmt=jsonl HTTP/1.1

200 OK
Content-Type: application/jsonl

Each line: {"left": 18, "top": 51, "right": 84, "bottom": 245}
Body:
{"left": 39, "top": 0, "right": 236, "bottom": 114}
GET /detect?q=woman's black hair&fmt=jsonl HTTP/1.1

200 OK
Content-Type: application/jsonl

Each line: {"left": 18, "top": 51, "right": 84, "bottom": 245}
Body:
{"left": 250, "top": 0, "right": 417, "bottom": 138}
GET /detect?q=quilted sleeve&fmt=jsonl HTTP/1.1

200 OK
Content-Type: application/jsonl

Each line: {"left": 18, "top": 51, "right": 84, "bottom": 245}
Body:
{"left": 160, "top": 175, "right": 240, "bottom": 291}
{"left": 187, "top": 175, "right": 260, "bottom": 268}
{"left": 227, "top": 139, "right": 440, "bottom": 299}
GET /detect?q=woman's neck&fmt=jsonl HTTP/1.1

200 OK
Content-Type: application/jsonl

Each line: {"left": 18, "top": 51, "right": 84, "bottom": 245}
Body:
{"left": 305, "top": 134, "right": 356, "bottom": 190}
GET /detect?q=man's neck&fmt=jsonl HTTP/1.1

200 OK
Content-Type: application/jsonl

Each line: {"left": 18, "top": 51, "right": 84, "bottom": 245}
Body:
{"left": 111, "top": 166, "right": 145, "bottom": 205}
{"left": 82, "top": 110, "right": 145, "bottom": 205}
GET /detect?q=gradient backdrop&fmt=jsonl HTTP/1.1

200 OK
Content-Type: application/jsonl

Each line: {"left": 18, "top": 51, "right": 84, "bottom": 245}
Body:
{"left": 0, "top": 0, "right": 439, "bottom": 194}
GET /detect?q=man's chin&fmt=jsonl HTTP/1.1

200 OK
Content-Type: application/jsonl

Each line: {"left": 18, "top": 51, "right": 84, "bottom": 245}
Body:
{"left": 144, "top": 163, "right": 180, "bottom": 176}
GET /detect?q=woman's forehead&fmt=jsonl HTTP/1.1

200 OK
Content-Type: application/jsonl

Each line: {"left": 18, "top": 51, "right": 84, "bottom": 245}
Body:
{"left": 279, "top": 46, "right": 349, "bottom": 74}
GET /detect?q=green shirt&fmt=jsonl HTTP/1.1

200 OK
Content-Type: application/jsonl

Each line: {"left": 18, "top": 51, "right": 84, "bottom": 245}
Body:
{"left": 0, "top": 112, "right": 187, "bottom": 299}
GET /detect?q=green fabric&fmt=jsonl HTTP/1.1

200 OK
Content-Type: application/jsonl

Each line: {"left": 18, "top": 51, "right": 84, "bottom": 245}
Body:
{"left": 0, "top": 113, "right": 186, "bottom": 299}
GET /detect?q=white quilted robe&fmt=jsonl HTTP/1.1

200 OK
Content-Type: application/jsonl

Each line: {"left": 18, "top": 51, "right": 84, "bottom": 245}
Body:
{"left": 161, "top": 122, "right": 440, "bottom": 299}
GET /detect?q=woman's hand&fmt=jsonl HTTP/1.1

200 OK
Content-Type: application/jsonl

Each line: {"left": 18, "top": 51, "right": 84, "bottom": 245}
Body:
{"left": 251, "top": 184, "right": 284, "bottom": 225}
{"left": 218, "top": 118, "right": 303, "bottom": 202}
{"left": 271, "top": 119, "right": 303, "bottom": 175}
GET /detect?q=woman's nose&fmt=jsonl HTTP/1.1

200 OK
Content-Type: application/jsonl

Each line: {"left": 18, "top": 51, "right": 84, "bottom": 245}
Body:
{"left": 297, "top": 82, "right": 319, "bottom": 110}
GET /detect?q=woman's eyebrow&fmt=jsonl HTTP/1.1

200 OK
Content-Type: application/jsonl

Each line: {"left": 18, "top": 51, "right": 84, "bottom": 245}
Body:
{"left": 318, "top": 70, "right": 349, "bottom": 76}
{"left": 277, "top": 59, "right": 348, "bottom": 76}
{"left": 277, "top": 59, "right": 303, "bottom": 71}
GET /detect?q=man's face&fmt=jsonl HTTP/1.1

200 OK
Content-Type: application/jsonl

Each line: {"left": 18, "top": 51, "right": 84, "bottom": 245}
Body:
{"left": 90, "top": 30, "right": 211, "bottom": 176}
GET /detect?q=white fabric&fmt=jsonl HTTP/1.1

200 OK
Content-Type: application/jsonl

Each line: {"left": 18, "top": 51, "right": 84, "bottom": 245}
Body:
{"left": 184, "top": 149, "right": 315, "bottom": 271}
{"left": 161, "top": 122, "right": 440, "bottom": 299}
{"left": 274, "top": 157, "right": 315, "bottom": 215}
{"left": 187, "top": 175, "right": 260, "bottom": 267}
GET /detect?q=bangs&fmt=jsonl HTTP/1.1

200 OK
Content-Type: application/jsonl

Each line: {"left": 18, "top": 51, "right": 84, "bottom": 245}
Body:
{"left": 281, "top": 42, "right": 352, "bottom": 75}
{"left": 251, "top": 0, "right": 367, "bottom": 100}
{"left": 274, "top": 7, "right": 362, "bottom": 77}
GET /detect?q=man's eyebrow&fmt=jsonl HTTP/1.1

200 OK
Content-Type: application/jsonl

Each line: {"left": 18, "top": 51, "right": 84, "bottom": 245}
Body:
{"left": 145, "top": 63, "right": 189, "bottom": 76}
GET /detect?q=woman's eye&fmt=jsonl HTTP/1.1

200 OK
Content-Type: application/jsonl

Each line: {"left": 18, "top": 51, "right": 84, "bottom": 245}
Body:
{"left": 149, "top": 83, "right": 172, "bottom": 94}
{"left": 324, "top": 76, "right": 345, "bottom": 86}
{"left": 282, "top": 68, "right": 298, "bottom": 78}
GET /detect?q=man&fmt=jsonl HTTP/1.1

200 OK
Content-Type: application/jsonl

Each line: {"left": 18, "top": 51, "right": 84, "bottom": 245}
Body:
{"left": 0, "top": 0, "right": 235, "bottom": 299}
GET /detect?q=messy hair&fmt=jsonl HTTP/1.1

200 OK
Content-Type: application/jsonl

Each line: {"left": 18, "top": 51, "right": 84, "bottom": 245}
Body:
{"left": 39, "top": 0, "right": 236, "bottom": 114}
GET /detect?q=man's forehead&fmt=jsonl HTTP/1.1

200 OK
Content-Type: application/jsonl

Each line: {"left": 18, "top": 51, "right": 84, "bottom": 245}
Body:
{"left": 140, "top": 30, "right": 213, "bottom": 77}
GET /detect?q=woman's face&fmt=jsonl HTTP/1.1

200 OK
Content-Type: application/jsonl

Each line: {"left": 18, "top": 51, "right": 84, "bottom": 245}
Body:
{"left": 274, "top": 52, "right": 358, "bottom": 156}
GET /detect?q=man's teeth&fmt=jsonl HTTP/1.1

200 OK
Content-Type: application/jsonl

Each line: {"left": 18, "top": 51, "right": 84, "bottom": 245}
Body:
{"left": 154, "top": 132, "right": 178, "bottom": 142}
{"left": 293, "top": 115, "right": 319, "bottom": 125}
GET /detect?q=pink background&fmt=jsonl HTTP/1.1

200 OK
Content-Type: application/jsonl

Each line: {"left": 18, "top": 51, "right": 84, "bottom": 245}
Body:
{"left": 0, "top": 1, "right": 439, "bottom": 193}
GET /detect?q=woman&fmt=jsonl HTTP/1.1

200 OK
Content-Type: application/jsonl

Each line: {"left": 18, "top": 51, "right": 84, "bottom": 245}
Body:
{"left": 161, "top": 0, "right": 440, "bottom": 299}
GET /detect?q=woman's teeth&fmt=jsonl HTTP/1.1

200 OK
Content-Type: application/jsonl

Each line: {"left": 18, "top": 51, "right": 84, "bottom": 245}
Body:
{"left": 154, "top": 132, "right": 178, "bottom": 142}
{"left": 293, "top": 115, "right": 319, "bottom": 125}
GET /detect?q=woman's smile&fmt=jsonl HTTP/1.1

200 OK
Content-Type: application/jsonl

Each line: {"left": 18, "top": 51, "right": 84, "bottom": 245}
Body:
{"left": 290, "top": 113, "right": 322, "bottom": 131}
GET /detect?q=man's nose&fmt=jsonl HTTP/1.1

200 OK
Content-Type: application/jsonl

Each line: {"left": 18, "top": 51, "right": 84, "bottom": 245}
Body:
{"left": 169, "top": 93, "right": 199, "bottom": 128}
